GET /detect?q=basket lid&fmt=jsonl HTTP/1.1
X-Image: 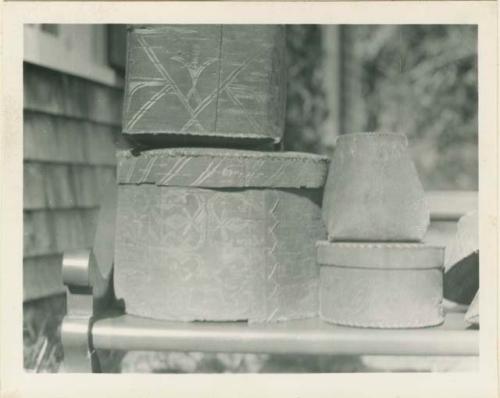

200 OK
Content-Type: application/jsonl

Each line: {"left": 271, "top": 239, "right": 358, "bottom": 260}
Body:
{"left": 316, "top": 241, "right": 444, "bottom": 270}
{"left": 117, "top": 148, "right": 329, "bottom": 189}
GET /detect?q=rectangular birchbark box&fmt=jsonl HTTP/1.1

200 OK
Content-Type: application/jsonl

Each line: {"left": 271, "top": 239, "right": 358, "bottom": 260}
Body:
{"left": 114, "top": 148, "right": 329, "bottom": 322}
{"left": 317, "top": 242, "right": 445, "bottom": 328}
{"left": 122, "top": 25, "right": 286, "bottom": 147}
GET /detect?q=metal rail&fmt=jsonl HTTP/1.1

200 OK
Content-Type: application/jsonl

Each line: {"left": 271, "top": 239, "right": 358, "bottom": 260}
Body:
{"left": 91, "top": 312, "right": 478, "bottom": 357}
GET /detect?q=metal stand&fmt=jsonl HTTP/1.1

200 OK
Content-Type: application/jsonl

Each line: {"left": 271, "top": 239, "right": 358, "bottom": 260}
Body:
{"left": 60, "top": 249, "right": 122, "bottom": 373}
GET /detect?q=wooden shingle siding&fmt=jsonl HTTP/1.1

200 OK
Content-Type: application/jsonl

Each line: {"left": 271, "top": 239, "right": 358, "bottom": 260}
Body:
{"left": 23, "top": 62, "right": 122, "bottom": 301}
{"left": 73, "top": 165, "right": 116, "bottom": 208}
{"left": 24, "top": 208, "right": 99, "bottom": 258}
{"left": 23, "top": 255, "right": 65, "bottom": 301}
{"left": 44, "top": 165, "right": 76, "bottom": 209}
{"left": 24, "top": 163, "right": 116, "bottom": 211}
{"left": 24, "top": 63, "right": 122, "bottom": 125}
{"left": 24, "top": 210, "right": 54, "bottom": 258}
{"left": 24, "top": 112, "right": 118, "bottom": 166}
{"left": 24, "top": 112, "right": 89, "bottom": 164}
{"left": 24, "top": 162, "right": 47, "bottom": 209}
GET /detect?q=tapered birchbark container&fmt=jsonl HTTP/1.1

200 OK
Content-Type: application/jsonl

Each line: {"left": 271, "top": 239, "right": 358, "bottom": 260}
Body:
{"left": 322, "top": 132, "right": 430, "bottom": 241}
{"left": 317, "top": 241, "right": 445, "bottom": 328}
{"left": 114, "top": 148, "right": 328, "bottom": 322}
{"left": 122, "top": 25, "right": 287, "bottom": 147}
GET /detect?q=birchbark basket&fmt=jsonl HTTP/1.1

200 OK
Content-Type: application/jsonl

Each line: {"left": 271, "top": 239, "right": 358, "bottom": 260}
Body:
{"left": 317, "top": 242, "right": 445, "bottom": 328}
{"left": 122, "top": 25, "right": 287, "bottom": 147}
{"left": 114, "top": 148, "right": 328, "bottom": 322}
{"left": 444, "top": 211, "right": 479, "bottom": 305}
{"left": 322, "top": 132, "right": 430, "bottom": 241}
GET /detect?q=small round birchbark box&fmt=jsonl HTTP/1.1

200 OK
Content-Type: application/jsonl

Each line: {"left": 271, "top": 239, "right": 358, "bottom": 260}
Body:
{"left": 122, "top": 25, "right": 287, "bottom": 147}
{"left": 317, "top": 242, "right": 444, "bottom": 328}
{"left": 114, "top": 148, "right": 328, "bottom": 322}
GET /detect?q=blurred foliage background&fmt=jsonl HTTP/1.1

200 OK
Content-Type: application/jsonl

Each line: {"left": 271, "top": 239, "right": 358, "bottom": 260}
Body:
{"left": 285, "top": 25, "right": 477, "bottom": 190}
{"left": 285, "top": 25, "right": 328, "bottom": 154}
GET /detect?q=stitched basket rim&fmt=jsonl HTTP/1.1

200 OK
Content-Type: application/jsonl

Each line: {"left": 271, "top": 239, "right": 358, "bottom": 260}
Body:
{"left": 316, "top": 241, "right": 445, "bottom": 269}
{"left": 117, "top": 148, "right": 329, "bottom": 189}
{"left": 117, "top": 148, "right": 328, "bottom": 162}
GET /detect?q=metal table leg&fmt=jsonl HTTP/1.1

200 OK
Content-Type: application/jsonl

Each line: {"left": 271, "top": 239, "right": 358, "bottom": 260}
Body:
{"left": 60, "top": 249, "right": 122, "bottom": 373}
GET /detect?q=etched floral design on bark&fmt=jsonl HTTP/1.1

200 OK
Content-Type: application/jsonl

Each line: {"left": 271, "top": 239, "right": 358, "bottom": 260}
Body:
{"left": 160, "top": 190, "right": 205, "bottom": 251}
{"left": 207, "top": 191, "right": 266, "bottom": 247}
{"left": 114, "top": 170, "right": 324, "bottom": 321}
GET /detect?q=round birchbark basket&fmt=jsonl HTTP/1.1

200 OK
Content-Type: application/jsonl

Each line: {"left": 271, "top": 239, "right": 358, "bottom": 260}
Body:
{"left": 317, "top": 241, "right": 445, "bottom": 328}
{"left": 114, "top": 148, "right": 329, "bottom": 322}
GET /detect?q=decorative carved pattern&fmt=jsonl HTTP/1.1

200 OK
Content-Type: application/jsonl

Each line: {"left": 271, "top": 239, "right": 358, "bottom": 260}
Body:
{"left": 123, "top": 25, "right": 286, "bottom": 143}
{"left": 114, "top": 185, "right": 325, "bottom": 322}
{"left": 117, "top": 148, "right": 329, "bottom": 189}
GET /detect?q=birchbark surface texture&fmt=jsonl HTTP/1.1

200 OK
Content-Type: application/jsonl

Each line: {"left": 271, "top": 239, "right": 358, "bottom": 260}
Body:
{"left": 322, "top": 132, "right": 430, "bottom": 241}
{"left": 317, "top": 242, "right": 444, "bottom": 328}
{"left": 114, "top": 148, "right": 328, "bottom": 322}
{"left": 123, "top": 25, "right": 286, "bottom": 147}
